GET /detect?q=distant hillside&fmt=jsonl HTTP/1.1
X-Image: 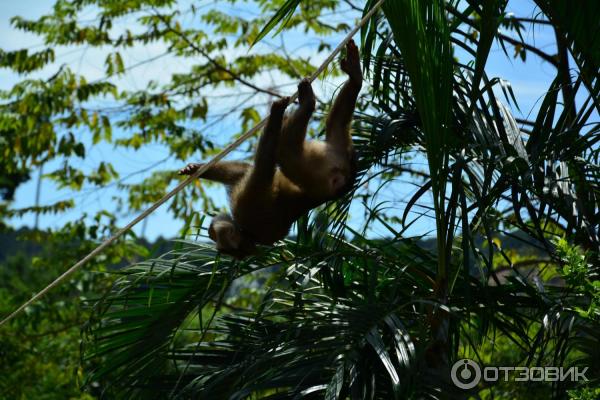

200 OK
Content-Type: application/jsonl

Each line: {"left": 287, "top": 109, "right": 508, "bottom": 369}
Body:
{"left": 1, "top": 226, "right": 544, "bottom": 266}
{"left": 0, "top": 228, "right": 43, "bottom": 264}
{"left": 0, "top": 227, "right": 172, "bottom": 265}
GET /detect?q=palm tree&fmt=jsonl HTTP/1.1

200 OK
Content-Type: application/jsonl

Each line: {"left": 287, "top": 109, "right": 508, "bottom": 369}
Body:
{"left": 83, "top": 1, "right": 600, "bottom": 398}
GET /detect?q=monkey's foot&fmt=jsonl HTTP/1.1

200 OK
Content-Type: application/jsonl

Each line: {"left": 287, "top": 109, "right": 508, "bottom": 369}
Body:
{"left": 298, "top": 78, "right": 316, "bottom": 110}
{"left": 341, "top": 39, "right": 362, "bottom": 83}
{"left": 271, "top": 96, "right": 290, "bottom": 115}
{"left": 179, "top": 163, "right": 202, "bottom": 175}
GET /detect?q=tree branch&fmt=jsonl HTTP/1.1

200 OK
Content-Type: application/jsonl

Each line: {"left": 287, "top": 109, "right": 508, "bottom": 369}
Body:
{"left": 554, "top": 26, "right": 577, "bottom": 123}
{"left": 155, "top": 13, "right": 283, "bottom": 99}
{"left": 497, "top": 32, "right": 558, "bottom": 67}
{"left": 445, "top": 5, "right": 558, "bottom": 67}
{"left": 510, "top": 17, "right": 553, "bottom": 26}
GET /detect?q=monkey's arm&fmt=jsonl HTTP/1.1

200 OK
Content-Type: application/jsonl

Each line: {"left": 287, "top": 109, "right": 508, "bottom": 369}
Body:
{"left": 250, "top": 97, "right": 290, "bottom": 184}
{"left": 179, "top": 161, "right": 250, "bottom": 185}
{"left": 326, "top": 80, "right": 361, "bottom": 132}
{"left": 326, "top": 40, "right": 363, "bottom": 148}
{"left": 279, "top": 79, "right": 315, "bottom": 152}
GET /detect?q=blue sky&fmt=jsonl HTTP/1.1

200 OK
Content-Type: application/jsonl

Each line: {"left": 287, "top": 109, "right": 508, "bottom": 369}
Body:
{"left": 1, "top": 0, "right": 559, "bottom": 241}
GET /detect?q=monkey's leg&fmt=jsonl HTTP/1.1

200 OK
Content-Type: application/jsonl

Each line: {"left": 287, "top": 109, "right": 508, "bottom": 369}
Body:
{"left": 250, "top": 97, "right": 290, "bottom": 185}
{"left": 179, "top": 161, "right": 251, "bottom": 185}
{"left": 279, "top": 78, "right": 316, "bottom": 155}
{"left": 326, "top": 39, "right": 363, "bottom": 150}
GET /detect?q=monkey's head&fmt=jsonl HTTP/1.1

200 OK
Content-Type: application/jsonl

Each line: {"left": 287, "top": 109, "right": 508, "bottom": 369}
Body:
{"left": 208, "top": 213, "right": 256, "bottom": 259}
{"left": 327, "top": 157, "right": 357, "bottom": 199}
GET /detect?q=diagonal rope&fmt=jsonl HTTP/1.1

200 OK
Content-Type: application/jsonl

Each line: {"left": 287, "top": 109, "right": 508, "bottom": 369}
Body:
{"left": 0, "top": 0, "right": 385, "bottom": 329}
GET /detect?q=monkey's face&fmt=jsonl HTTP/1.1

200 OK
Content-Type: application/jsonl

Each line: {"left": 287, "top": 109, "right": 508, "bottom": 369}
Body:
{"left": 328, "top": 167, "right": 349, "bottom": 197}
{"left": 208, "top": 214, "right": 255, "bottom": 258}
{"left": 329, "top": 171, "right": 346, "bottom": 194}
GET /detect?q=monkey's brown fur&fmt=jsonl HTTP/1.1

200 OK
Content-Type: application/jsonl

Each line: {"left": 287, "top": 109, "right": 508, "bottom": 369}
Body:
{"left": 179, "top": 40, "right": 363, "bottom": 258}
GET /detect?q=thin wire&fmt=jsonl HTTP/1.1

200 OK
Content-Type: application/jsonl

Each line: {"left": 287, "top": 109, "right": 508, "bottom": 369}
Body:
{"left": 0, "top": 0, "right": 385, "bottom": 329}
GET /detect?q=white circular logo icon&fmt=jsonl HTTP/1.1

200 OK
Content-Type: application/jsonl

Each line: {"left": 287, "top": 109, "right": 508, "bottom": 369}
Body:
{"left": 451, "top": 358, "right": 481, "bottom": 389}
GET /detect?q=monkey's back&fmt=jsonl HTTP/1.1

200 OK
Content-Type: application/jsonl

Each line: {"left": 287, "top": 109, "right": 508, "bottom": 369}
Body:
{"left": 230, "top": 170, "right": 308, "bottom": 245}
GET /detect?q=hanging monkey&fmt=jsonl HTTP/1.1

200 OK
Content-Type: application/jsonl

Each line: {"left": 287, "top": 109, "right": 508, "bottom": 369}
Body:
{"left": 179, "top": 40, "right": 363, "bottom": 258}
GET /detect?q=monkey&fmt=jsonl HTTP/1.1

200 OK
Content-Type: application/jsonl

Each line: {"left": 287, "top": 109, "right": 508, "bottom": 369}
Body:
{"left": 276, "top": 39, "right": 363, "bottom": 200}
{"left": 179, "top": 40, "right": 363, "bottom": 258}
